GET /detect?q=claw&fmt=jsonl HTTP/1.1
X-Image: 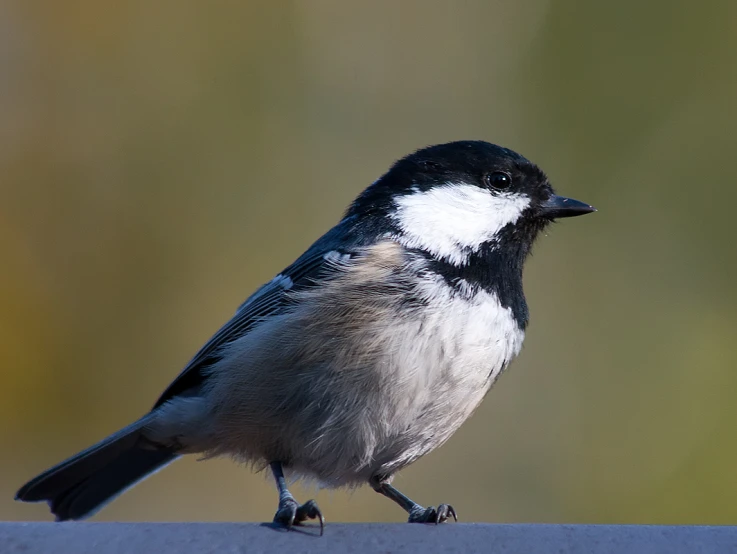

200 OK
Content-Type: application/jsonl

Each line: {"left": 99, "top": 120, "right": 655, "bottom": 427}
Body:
{"left": 273, "top": 498, "right": 298, "bottom": 530}
{"left": 408, "top": 503, "right": 458, "bottom": 524}
{"left": 295, "top": 499, "right": 325, "bottom": 536}
{"left": 273, "top": 498, "right": 324, "bottom": 535}
{"left": 435, "top": 503, "right": 457, "bottom": 524}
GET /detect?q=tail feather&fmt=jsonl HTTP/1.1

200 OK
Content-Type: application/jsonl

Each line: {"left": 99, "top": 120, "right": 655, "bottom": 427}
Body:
{"left": 15, "top": 415, "right": 180, "bottom": 521}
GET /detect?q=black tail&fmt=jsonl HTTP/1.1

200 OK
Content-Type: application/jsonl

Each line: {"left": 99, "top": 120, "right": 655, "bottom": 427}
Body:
{"left": 15, "top": 415, "right": 180, "bottom": 521}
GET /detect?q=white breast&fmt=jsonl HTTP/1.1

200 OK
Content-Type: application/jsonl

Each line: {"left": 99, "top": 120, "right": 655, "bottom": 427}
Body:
{"left": 399, "top": 274, "right": 524, "bottom": 400}
{"left": 371, "top": 273, "right": 526, "bottom": 474}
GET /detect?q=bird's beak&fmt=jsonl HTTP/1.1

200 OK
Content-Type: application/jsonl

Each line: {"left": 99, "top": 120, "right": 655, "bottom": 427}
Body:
{"left": 540, "top": 195, "right": 596, "bottom": 219}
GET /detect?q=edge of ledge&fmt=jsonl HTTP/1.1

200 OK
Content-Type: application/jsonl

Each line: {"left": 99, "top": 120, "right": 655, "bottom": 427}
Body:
{"left": 2, "top": 522, "right": 736, "bottom": 554}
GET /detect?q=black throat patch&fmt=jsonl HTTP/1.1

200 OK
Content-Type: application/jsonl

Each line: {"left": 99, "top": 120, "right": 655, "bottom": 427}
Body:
{"left": 408, "top": 220, "right": 547, "bottom": 330}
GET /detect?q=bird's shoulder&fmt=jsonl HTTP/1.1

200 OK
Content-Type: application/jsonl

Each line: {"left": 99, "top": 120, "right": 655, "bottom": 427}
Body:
{"left": 151, "top": 218, "right": 385, "bottom": 408}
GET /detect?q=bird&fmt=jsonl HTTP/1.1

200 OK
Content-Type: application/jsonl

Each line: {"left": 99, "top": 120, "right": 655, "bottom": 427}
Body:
{"left": 15, "top": 140, "right": 595, "bottom": 533}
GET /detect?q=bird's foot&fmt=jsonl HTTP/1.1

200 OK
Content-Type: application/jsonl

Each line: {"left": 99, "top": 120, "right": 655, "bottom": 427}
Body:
{"left": 408, "top": 503, "right": 457, "bottom": 524}
{"left": 273, "top": 498, "right": 325, "bottom": 535}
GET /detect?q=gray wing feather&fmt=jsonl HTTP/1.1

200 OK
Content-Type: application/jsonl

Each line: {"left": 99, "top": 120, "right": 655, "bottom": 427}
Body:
{"left": 152, "top": 244, "right": 351, "bottom": 408}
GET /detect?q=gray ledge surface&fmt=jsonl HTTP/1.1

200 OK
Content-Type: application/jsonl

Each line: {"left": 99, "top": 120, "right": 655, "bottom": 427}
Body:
{"left": 2, "top": 522, "right": 736, "bottom": 554}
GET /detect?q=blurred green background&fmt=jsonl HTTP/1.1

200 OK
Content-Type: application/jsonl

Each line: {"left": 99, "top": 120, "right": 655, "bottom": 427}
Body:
{"left": 2, "top": 0, "right": 737, "bottom": 524}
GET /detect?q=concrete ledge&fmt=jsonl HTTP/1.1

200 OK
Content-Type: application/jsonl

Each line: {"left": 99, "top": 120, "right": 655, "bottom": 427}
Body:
{"left": 2, "top": 522, "right": 736, "bottom": 554}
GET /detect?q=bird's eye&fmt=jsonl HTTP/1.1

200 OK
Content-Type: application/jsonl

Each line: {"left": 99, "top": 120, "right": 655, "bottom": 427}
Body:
{"left": 484, "top": 171, "right": 512, "bottom": 190}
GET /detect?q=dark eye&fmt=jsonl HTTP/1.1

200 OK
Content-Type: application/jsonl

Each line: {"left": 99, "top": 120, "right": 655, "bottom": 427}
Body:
{"left": 484, "top": 171, "right": 512, "bottom": 190}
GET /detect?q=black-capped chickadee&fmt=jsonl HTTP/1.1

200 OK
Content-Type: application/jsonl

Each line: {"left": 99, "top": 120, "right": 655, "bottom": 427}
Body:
{"left": 16, "top": 141, "right": 595, "bottom": 533}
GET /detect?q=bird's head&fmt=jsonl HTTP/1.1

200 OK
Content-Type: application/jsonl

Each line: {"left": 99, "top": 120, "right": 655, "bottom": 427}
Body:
{"left": 348, "top": 140, "right": 595, "bottom": 267}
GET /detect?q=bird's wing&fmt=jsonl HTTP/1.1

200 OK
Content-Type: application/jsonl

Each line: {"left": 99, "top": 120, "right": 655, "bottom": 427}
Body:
{"left": 151, "top": 243, "right": 354, "bottom": 409}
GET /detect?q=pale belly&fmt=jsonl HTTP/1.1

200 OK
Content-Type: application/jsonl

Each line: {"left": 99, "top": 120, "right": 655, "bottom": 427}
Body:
{"left": 155, "top": 246, "right": 526, "bottom": 489}
{"left": 286, "top": 286, "right": 526, "bottom": 486}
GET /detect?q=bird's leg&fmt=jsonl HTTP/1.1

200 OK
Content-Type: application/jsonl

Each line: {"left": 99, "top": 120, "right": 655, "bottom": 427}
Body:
{"left": 270, "top": 461, "right": 324, "bottom": 535}
{"left": 370, "top": 476, "right": 457, "bottom": 524}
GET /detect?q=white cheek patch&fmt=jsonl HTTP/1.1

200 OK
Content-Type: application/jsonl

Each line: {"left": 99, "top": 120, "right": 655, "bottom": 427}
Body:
{"left": 389, "top": 183, "right": 531, "bottom": 265}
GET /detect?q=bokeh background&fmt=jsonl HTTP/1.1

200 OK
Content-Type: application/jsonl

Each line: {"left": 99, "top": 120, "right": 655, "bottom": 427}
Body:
{"left": 2, "top": 0, "right": 737, "bottom": 524}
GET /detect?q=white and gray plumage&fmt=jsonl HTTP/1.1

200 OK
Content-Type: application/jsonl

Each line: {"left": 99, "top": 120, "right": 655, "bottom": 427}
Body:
{"left": 15, "top": 140, "right": 595, "bottom": 532}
